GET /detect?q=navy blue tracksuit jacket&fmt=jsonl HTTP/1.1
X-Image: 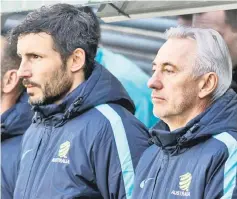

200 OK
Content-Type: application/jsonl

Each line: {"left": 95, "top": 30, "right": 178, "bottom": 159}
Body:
{"left": 1, "top": 93, "right": 32, "bottom": 199}
{"left": 132, "top": 89, "right": 237, "bottom": 199}
{"left": 14, "top": 63, "right": 150, "bottom": 199}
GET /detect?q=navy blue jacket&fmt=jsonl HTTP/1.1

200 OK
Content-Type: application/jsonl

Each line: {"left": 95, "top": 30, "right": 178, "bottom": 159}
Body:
{"left": 1, "top": 93, "right": 32, "bottom": 199}
{"left": 132, "top": 89, "right": 237, "bottom": 199}
{"left": 14, "top": 63, "right": 150, "bottom": 199}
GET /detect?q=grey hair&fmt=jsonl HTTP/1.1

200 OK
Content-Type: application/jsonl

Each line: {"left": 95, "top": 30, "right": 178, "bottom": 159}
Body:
{"left": 165, "top": 27, "right": 232, "bottom": 101}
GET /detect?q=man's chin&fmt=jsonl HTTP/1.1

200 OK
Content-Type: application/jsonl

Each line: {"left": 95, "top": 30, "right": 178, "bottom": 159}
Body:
{"left": 153, "top": 110, "right": 168, "bottom": 119}
{"left": 29, "top": 94, "right": 65, "bottom": 106}
{"left": 28, "top": 97, "right": 45, "bottom": 106}
{"left": 27, "top": 93, "right": 45, "bottom": 106}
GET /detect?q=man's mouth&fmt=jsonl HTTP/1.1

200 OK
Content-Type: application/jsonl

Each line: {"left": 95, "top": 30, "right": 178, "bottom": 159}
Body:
{"left": 23, "top": 79, "right": 38, "bottom": 88}
{"left": 151, "top": 96, "right": 165, "bottom": 101}
{"left": 25, "top": 84, "right": 34, "bottom": 88}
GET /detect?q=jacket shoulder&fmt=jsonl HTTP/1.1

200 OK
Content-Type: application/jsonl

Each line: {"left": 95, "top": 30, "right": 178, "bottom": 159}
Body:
{"left": 211, "top": 131, "right": 237, "bottom": 155}
{"left": 93, "top": 103, "right": 149, "bottom": 135}
{"left": 1, "top": 135, "right": 23, "bottom": 155}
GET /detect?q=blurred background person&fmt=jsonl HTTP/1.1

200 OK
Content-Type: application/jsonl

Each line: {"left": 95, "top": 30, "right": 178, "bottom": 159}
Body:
{"left": 177, "top": 14, "right": 193, "bottom": 26}
{"left": 193, "top": 9, "right": 237, "bottom": 92}
{"left": 1, "top": 34, "right": 33, "bottom": 199}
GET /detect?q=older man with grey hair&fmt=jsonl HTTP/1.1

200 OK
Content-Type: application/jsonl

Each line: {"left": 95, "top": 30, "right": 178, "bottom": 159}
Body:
{"left": 132, "top": 27, "right": 237, "bottom": 199}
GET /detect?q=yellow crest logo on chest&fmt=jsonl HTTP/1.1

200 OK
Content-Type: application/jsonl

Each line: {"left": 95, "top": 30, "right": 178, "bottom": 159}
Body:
{"left": 58, "top": 141, "right": 70, "bottom": 158}
{"left": 179, "top": 172, "right": 192, "bottom": 191}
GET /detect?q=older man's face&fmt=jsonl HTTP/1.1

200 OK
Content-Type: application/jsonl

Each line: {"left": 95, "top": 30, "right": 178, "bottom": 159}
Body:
{"left": 193, "top": 11, "right": 237, "bottom": 67}
{"left": 148, "top": 38, "right": 201, "bottom": 121}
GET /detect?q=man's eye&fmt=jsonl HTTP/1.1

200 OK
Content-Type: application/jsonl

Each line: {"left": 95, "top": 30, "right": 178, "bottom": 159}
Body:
{"left": 164, "top": 68, "right": 174, "bottom": 73}
{"left": 33, "top": 55, "right": 40, "bottom": 59}
{"left": 152, "top": 69, "right": 157, "bottom": 75}
{"left": 30, "top": 54, "right": 41, "bottom": 59}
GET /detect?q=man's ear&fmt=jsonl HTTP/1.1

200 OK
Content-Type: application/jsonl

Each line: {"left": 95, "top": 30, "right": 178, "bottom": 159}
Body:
{"left": 69, "top": 48, "right": 86, "bottom": 72}
{"left": 2, "top": 69, "right": 20, "bottom": 93}
{"left": 198, "top": 72, "right": 218, "bottom": 99}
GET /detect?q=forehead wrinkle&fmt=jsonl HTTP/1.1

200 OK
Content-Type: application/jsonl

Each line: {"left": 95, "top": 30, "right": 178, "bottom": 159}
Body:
{"left": 155, "top": 39, "right": 197, "bottom": 75}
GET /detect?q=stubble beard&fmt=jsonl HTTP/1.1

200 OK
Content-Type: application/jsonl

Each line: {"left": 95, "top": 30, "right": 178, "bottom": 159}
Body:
{"left": 29, "top": 66, "right": 72, "bottom": 106}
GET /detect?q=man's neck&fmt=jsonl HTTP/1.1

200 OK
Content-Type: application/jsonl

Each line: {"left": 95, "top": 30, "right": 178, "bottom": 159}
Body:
{"left": 164, "top": 102, "right": 209, "bottom": 132}
{"left": 166, "top": 115, "right": 195, "bottom": 132}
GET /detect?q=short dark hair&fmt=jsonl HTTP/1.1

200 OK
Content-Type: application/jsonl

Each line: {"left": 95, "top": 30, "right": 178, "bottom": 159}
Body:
{"left": 1, "top": 35, "right": 24, "bottom": 93}
{"left": 225, "top": 9, "right": 237, "bottom": 30}
{"left": 10, "top": 4, "right": 100, "bottom": 79}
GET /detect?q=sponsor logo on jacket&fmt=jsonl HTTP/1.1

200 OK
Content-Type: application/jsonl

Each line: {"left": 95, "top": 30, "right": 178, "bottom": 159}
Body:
{"left": 171, "top": 172, "right": 192, "bottom": 197}
{"left": 140, "top": 178, "right": 155, "bottom": 188}
{"left": 52, "top": 141, "right": 70, "bottom": 164}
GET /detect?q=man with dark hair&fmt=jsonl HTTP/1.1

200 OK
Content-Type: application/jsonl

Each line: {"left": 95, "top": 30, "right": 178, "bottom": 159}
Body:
{"left": 11, "top": 4, "right": 150, "bottom": 199}
{"left": 1, "top": 34, "right": 33, "bottom": 199}
{"left": 193, "top": 9, "right": 237, "bottom": 92}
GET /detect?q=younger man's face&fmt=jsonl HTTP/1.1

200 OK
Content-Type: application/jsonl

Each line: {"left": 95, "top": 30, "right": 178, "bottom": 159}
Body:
{"left": 17, "top": 32, "right": 73, "bottom": 105}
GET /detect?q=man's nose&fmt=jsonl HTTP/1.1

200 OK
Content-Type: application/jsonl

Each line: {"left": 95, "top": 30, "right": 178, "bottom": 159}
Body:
{"left": 147, "top": 73, "right": 163, "bottom": 90}
{"left": 17, "top": 61, "right": 32, "bottom": 78}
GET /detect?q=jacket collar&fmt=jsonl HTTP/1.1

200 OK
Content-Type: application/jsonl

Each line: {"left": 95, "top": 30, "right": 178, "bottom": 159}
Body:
{"left": 150, "top": 89, "right": 237, "bottom": 155}
{"left": 32, "top": 62, "right": 134, "bottom": 126}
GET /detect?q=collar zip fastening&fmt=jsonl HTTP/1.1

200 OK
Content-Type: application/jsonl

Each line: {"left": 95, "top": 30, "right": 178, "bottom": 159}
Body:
{"left": 73, "top": 97, "right": 83, "bottom": 107}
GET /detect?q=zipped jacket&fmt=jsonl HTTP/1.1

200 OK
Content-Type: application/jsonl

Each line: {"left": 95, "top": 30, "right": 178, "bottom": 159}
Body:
{"left": 132, "top": 89, "right": 237, "bottom": 199}
{"left": 1, "top": 93, "right": 32, "bottom": 199}
{"left": 14, "top": 63, "right": 150, "bottom": 199}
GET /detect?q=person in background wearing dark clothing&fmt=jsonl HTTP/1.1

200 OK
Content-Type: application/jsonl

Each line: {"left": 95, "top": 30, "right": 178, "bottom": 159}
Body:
{"left": 1, "top": 35, "right": 33, "bottom": 199}
{"left": 132, "top": 27, "right": 237, "bottom": 199}
{"left": 193, "top": 9, "right": 237, "bottom": 92}
{"left": 177, "top": 14, "right": 193, "bottom": 27}
{"left": 11, "top": 4, "right": 150, "bottom": 199}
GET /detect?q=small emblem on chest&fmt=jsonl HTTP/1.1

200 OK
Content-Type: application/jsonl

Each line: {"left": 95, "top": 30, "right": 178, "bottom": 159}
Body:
{"left": 52, "top": 141, "right": 71, "bottom": 164}
{"left": 171, "top": 172, "right": 192, "bottom": 197}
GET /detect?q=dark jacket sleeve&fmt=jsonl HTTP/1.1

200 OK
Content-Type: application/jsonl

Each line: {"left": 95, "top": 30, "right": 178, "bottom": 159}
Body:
{"left": 1, "top": 170, "right": 13, "bottom": 199}
{"left": 92, "top": 123, "right": 127, "bottom": 199}
{"left": 91, "top": 105, "right": 149, "bottom": 199}
{"left": 1, "top": 136, "right": 22, "bottom": 199}
{"left": 204, "top": 145, "right": 237, "bottom": 199}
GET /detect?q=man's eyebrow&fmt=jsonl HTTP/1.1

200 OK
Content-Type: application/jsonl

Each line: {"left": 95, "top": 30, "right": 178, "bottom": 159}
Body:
{"left": 162, "top": 62, "right": 177, "bottom": 69}
{"left": 152, "top": 61, "right": 178, "bottom": 71}
{"left": 18, "top": 52, "right": 44, "bottom": 56}
{"left": 25, "top": 52, "right": 39, "bottom": 56}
